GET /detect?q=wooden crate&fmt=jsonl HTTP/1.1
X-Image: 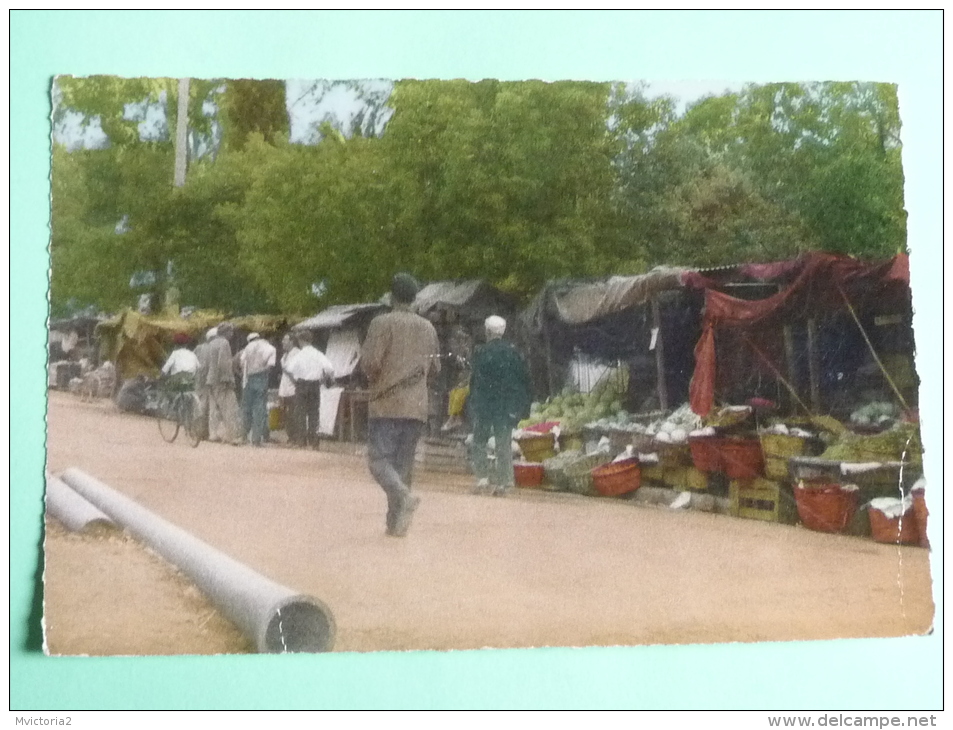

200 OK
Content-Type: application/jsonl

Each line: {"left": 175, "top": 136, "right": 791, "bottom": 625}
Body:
{"left": 729, "top": 478, "right": 798, "bottom": 524}
{"left": 640, "top": 464, "right": 667, "bottom": 484}
{"left": 665, "top": 465, "right": 709, "bottom": 492}
{"left": 764, "top": 456, "right": 789, "bottom": 481}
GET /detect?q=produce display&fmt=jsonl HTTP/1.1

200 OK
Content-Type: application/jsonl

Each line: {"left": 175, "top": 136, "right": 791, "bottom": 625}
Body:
{"left": 759, "top": 422, "right": 813, "bottom": 438}
{"left": 849, "top": 401, "right": 902, "bottom": 429}
{"left": 520, "top": 368, "right": 629, "bottom": 434}
{"left": 643, "top": 403, "right": 704, "bottom": 445}
{"left": 701, "top": 405, "right": 754, "bottom": 431}
{"left": 820, "top": 422, "right": 923, "bottom": 465}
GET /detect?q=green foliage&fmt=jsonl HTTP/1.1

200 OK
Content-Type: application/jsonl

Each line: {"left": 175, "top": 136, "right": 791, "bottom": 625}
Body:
{"left": 218, "top": 79, "right": 290, "bottom": 151}
{"left": 49, "top": 77, "right": 909, "bottom": 319}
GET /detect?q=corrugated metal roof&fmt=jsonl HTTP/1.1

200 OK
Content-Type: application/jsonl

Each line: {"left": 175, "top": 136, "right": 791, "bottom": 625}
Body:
{"left": 294, "top": 303, "right": 386, "bottom": 331}
{"left": 413, "top": 280, "right": 485, "bottom": 313}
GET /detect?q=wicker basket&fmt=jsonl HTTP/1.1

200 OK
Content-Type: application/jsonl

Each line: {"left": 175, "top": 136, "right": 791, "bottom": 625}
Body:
{"left": 592, "top": 459, "right": 641, "bottom": 497}
{"left": 563, "top": 452, "right": 614, "bottom": 495}
{"left": 542, "top": 451, "right": 581, "bottom": 491}
{"left": 544, "top": 452, "right": 612, "bottom": 494}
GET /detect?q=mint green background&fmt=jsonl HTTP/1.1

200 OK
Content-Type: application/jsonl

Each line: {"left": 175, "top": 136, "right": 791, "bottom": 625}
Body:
{"left": 11, "top": 10, "right": 942, "bottom": 710}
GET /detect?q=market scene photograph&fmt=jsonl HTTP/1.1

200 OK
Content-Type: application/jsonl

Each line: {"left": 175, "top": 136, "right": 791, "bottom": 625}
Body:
{"left": 43, "top": 75, "right": 933, "bottom": 656}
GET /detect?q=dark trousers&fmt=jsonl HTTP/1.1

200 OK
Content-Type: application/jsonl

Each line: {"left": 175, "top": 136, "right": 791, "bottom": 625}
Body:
{"left": 282, "top": 396, "right": 301, "bottom": 444}
{"left": 470, "top": 417, "right": 515, "bottom": 487}
{"left": 367, "top": 418, "right": 424, "bottom": 532}
{"left": 296, "top": 380, "right": 322, "bottom": 447}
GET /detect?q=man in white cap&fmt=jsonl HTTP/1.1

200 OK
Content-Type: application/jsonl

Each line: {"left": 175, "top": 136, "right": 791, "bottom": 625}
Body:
{"left": 240, "top": 332, "right": 277, "bottom": 446}
{"left": 204, "top": 323, "right": 243, "bottom": 445}
{"left": 467, "top": 315, "right": 532, "bottom": 496}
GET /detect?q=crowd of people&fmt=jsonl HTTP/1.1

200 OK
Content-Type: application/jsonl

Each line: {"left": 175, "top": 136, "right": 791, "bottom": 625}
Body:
{"left": 160, "top": 322, "right": 336, "bottom": 449}
{"left": 154, "top": 272, "right": 533, "bottom": 539}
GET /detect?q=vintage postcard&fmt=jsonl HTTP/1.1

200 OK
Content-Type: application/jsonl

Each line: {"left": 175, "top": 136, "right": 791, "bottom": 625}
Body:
{"left": 43, "top": 75, "right": 933, "bottom": 659}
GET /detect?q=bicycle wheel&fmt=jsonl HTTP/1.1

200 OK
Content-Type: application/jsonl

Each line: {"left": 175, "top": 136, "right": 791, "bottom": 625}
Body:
{"left": 183, "top": 393, "right": 202, "bottom": 448}
{"left": 157, "top": 394, "right": 180, "bottom": 443}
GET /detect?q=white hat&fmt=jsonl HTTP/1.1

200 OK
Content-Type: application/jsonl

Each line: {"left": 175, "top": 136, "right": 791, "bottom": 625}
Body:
{"left": 206, "top": 327, "right": 218, "bottom": 340}
{"left": 247, "top": 332, "right": 260, "bottom": 342}
{"left": 485, "top": 315, "right": 507, "bottom": 336}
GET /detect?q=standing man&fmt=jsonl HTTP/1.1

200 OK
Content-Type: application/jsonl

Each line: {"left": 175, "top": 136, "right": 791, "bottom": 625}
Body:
{"left": 467, "top": 316, "right": 532, "bottom": 497}
{"left": 279, "top": 333, "right": 301, "bottom": 445}
{"left": 191, "top": 327, "right": 216, "bottom": 441}
{"left": 359, "top": 273, "right": 440, "bottom": 537}
{"left": 286, "top": 330, "right": 335, "bottom": 449}
{"left": 240, "top": 332, "right": 277, "bottom": 447}
{"left": 205, "top": 323, "right": 243, "bottom": 445}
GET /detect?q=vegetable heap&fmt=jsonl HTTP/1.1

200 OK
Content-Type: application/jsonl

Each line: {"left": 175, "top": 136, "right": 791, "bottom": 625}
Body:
{"left": 820, "top": 422, "right": 923, "bottom": 465}
{"left": 520, "top": 368, "right": 629, "bottom": 434}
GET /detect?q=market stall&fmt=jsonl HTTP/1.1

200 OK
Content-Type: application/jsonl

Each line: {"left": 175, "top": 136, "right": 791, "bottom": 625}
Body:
{"left": 292, "top": 302, "right": 387, "bottom": 442}
{"left": 505, "top": 253, "right": 926, "bottom": 548}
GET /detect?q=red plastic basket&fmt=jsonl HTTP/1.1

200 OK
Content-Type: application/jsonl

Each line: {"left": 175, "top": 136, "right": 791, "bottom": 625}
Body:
{"left": 591, "top": 459, "right": 641, "bottom": 497}
{"left": 911, "top": 489, "right": 929, "bottom": 548}
{"left": 869, "top": 504, "right": 920, "bottom": 546}
{"left": 720, "top": 438, "right": 764, "bottom": 480}
{"left": 524, "top": 421, "right": 560, "bottom": 434}
{"left": 514, "top": 462, "right": 545, "bottom": 488}
{"left": 794, "top": 483, "right": 858, "bottom": 533}
{"left": 689, "top": 436, "right": 722, "bottom": 472}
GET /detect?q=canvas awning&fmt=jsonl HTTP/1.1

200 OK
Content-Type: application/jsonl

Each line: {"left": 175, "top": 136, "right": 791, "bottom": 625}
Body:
{"left": 688, "top": 252, "right": 912, "bottom": 416}
{"left": 96, "top": 309, "right": 297, "bottom": 380}
{"left": 411, "top": 280, "right": 517, "bottom": 323}
{"left": 294, "top": 303, "right": 386, "bottom": 331}
{"left": 549, "top": 267, "right": 691, "bottom": 325}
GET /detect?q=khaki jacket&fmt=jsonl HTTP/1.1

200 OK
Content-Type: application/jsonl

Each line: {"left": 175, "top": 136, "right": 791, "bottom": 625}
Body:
{"left": 359, "top": 306, "right": 440, "bottom": 422}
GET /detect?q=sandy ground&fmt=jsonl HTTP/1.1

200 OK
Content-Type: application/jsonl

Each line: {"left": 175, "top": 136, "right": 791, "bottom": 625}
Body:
{"left": 42, "top": 390, "right": 934, "bottom": 655}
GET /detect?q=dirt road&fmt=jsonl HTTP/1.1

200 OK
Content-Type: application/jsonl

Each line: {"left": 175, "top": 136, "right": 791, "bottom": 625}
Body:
{"left": 43, "top": 391, "right": 934, "bottom": 655}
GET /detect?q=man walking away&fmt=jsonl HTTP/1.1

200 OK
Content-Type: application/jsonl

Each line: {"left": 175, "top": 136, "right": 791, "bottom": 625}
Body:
{"left": 468, "top": 316, "right": 532, "bottom": 496}
{"left": 359, "top": 273, "right": 440, "bottom": 537}
{"left": 286, "top": 330, "right": 335, "bottom": 448}
{"left": 205, "top": 323, "right": 244, "bottom": 445}
{"left": 240, "top": 332, "right": 277, "bottom": 447}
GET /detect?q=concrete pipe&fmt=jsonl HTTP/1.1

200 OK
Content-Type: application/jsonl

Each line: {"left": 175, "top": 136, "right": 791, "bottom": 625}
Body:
{"left": 45, "top": 473, "right": 117, "bottom": 533}
{"left": 60, "top": 467, "right": 335, "bottom": 653}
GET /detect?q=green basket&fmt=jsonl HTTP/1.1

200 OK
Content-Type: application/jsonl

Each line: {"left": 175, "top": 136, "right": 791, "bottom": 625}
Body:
{"left": 561, "top": 453, "right": 614, "bottom": 495}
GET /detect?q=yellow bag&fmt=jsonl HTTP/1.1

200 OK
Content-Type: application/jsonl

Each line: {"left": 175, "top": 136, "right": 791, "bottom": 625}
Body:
{"left": 448, "top": 386, "right": 469, "bottom": 416}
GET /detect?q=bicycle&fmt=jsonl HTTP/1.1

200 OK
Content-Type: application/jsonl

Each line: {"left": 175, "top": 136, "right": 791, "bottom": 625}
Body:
{"left": 156, "top": 378, "right": 202, "bottom": 448}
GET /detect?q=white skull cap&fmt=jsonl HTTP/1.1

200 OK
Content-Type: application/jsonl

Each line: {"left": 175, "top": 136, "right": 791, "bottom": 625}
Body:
{"left": 485, "top": 315, "right": 507, "bottom": 336}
